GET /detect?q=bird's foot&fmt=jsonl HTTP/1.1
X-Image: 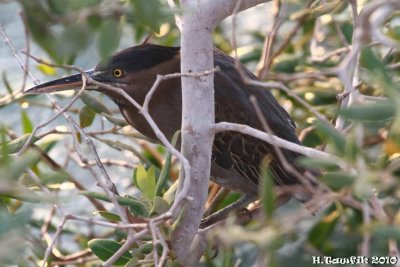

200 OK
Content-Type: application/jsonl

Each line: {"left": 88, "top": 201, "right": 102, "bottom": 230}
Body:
{"left": 200, "top": 194, "right": 256, "bottom": 228}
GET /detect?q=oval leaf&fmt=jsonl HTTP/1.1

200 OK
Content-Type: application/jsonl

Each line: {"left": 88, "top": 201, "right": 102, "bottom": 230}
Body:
{"left": 297, "top": 157, "right": 340, "bottom": 172}
{"left": 339, "top": 101, "right": 396, "bottom": 121}
{"left": 79, "top": 191, "right": 148, "bottom": 217}
{"left": 80, "top": 92, "right": 111, "bottom": 114}
{"left": 88, "top": 239, "right": 132, "bottom": 265}
{"left": 94, "top": 211, "right": 121, "bottom": 222}
{"left": 134, "top": 165, "right": 156, "bottom": 201}
{"left": 21, "top": 110, "right": 33, "bottom": 134}
{"left": 98, "top": 19, "right": 122, "bottom": 59}
{"left": 151, "top": 196, "right": 170, "bottom": 215}
{"left": 156, "top": 130, "right": 180, "bottom": 196}
{"left": 1, "top": 134, "right": 39, "bottom": 154}
{"left": 314, "top": 120, "right": 346, "bottom": 154}
{"left": 261, "top": 158, "right": 275, "bottom": 219}
{"left": 322, "top": 172, "right": 355, "bottom": 191}
{"left": 79, "top": 106, "right": 96, "bottom": 128}
{"left": 101, "top": 112, "right": 127, "bottom": 127}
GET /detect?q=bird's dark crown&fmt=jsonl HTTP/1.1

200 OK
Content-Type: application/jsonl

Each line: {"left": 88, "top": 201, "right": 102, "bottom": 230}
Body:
{"left": 95, "top": 44, "right": 180, "bottom": 73}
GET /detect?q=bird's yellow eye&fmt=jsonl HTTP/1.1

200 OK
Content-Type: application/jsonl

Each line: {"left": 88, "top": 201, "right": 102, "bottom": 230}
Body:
{"left": 113, "top": 68, "right": 123, "bottom": 78}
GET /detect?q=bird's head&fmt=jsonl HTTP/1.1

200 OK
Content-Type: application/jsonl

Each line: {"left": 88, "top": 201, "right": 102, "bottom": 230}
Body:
{"left": 25, "top": 44, "right": 181, "bottom": 104}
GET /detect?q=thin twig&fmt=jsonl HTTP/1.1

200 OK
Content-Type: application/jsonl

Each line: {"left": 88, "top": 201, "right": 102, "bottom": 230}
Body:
{"left": 19, "top": 11, "right": 31, "bottom": 92}
{"left": 41, "top": 217, "right": 68, "bottom": 267}
{"left": 258, "top": 1, "right": 313, "bottom": 79}
{"left": 212, "top": 121, "right": 347, "bottom": 167}
{"left": 18, "top": 75, "right": 88, "bottom": 155}
{"left": 359, "top": 201, "right": 370, "bottom": 267}
{"left": 21, "top": 52, "right": 217, "bottom": 266}
{"left": 166, "top": 0, "right": 182, "bottom": 31}
{"left": 256, "top": 0, "right": 286, "bottom": 77}
{"left": 0, "top": 24, "right": 39, "bottom": 85}
{"left": 334, "top": 0, "right": 360, "bottom": 130}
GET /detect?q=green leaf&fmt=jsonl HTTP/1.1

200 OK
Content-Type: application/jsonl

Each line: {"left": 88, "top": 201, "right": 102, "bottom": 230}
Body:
{"left": 156, "top": 131, "right": 180, "bottom": 196}
{"left": 339, "top": 101, "right": 396, "bottom": 121}
{"left": 340, "top": 22, "right": 353, "bottom": 44}
{"left": 36, "top": 170, "right": 70, "bottom": 184}
{"left": 0, "top": 134, "right": 39, "bottom": 154}
{"left": 80, "top": 92, "right": 111, "bottom": 114}
{"left": 98, "top": 18, "right": 123, "bottom": 59}
{"left": 138, "top": 242, "right": 153, "bottom": 255}
{"left": 151, "top": 196, "right": 170, "bottom": 215}
{"left": 145, "top": 167, "right": 156, "bottom": 199}
{"left": 2, "top": 72, "right": 14, "bottom": 95}
{"left": 101, "top": 113, "right": 128, "bottom": 127}
{"left": 163, "top": 180, "right": 178, "bottom": 205}
{"left": 0, "top": 149, "right": 40, "bottom": 181}
{"left": 387, "top": 26, "right": 400, "bottom": 41}
{"left": 373, "top": 226, "right": 400, "bottom": 241}
{"left": 79, "top": 106, "right": 96, "bottom": 128}
{"left": 353, "top": 174, "right": 374, "bottom": 200}
{"left": 360, "top": 47, "right": 398, "bottom": 98}
{"left": 314, "top": 120, "right": 346, "bottom": 154}
{"left": 56, "top": 23, "right": 92, "bottom": 60}
{"left": 272, "top": 56, "right": 300, "bottom": 73}
{"left": 0, "top": 184, "right": 42, "bottom": 203}
{"left": 21, "top": 110, "right": 33, "bottom": 134}
{"left": 134, "top": 165, "right": 156, "bottom": 201}
{"left": 88, "top": 239, "right": 132, "bottom": 265}
{"left": 94, "top": 211, "right": 121, "bottom": 222}
{"left": 126, "top": 196, "right": 149, "bottom": 217}
{"left": 133, "top": 164, "right": 146, "bottom": 188}
{"left": 309, "top": 208, "right": 340, "bottom": 248}
{"left": 130, "top": 0, "right": 166, "bottom": 32}
{"left": 297, "top": 157, "right": 340, "bottom": 172}
{"left": 95, "top": 137, "right": 148, "bottom": 164}
{"left": 36, "top": 64, "right": 57, "bottom": 76}
{"left": 79, "top": 191, "right": 148, "bottom": 217}
{"left": 309, "top": 0, "right": 347, "bottom": 17}
{"left": 134, "top": 24, "right": 147, "bottom": 42}
{"left": 322, "top": 172, "right": 355, "bottom": 191}
{"left": 0, "top": 127, "right": 9, "bottom": 159}
{"left": 0, "top": 207, "right": 31, "bottom": 263}
{"left": 261, "top": 157, "right": 275, "bottom": 219}
{"left": 360, "top": 47, "right": 389, "bottom": 78}
{"left": 155, "top": 154, "right": 171, "bottom": 197}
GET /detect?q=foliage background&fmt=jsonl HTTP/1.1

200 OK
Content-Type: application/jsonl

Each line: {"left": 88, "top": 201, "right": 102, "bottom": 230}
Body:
{"left": 1, "top": 0, "right": 400, "bottom": 266}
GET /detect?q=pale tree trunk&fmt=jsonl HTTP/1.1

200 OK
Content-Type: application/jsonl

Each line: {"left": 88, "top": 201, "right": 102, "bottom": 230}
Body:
{"left": 171, "top": 0, "right": 269, "bottom": 265}
{"left": 170, "top": 0, "right": 215, "bottom": 261}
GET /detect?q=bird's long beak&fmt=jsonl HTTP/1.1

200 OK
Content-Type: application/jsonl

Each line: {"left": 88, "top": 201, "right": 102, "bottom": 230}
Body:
{"left": 24, "top": 70, "right": 97, "bottom": 94}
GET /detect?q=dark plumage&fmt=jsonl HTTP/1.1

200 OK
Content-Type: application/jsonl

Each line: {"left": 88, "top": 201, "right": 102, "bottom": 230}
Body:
{"left": 27, "top": 44, "right": 314, "bottom": 221}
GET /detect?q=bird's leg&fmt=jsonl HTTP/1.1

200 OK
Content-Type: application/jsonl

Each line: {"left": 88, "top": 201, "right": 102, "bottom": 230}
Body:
{"left": 200, "top": 194, "right": 257, "bottom": 228}
{"left": 204, "top": 187, "right": 230, "bottom": 217}
{"left": 200, "top": 191, "right": 294, "bottom": 228}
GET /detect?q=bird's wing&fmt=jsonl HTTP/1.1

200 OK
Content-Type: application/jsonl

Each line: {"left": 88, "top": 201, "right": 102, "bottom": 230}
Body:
{"left": 212, "top": 50, "right": 302, "bottom": 187}
{"left": 214, "top": 50, "right": 299, "bottom": 142}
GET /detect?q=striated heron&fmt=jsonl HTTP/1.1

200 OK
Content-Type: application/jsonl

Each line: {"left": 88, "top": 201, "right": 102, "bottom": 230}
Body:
{"left": 26, "top": 44, "right": 317, "bottom": 225}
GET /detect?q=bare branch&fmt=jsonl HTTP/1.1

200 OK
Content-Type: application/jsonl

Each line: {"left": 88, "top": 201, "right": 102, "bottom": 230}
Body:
{"left": 204, "top": 0, "right": 270, "bottom": 28}
{"left": 334, "top": 0, "right": 361, "bottom": 130}
{"left": 212, "top": 121, "right": 345, "bottom": 165}
{"left": 166, "top": 0, "right": 182, "bottom": 31}
{"left": 359, "top": 202, "right": 371, "bottom": 267}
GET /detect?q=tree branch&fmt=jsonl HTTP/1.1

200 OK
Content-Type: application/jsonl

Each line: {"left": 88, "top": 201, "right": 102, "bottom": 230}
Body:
{"left": 170, "top": 0, "right": 215, "bottom": 262}
{"left": 205, "top": 0, "right": 270, "bottom": 28}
